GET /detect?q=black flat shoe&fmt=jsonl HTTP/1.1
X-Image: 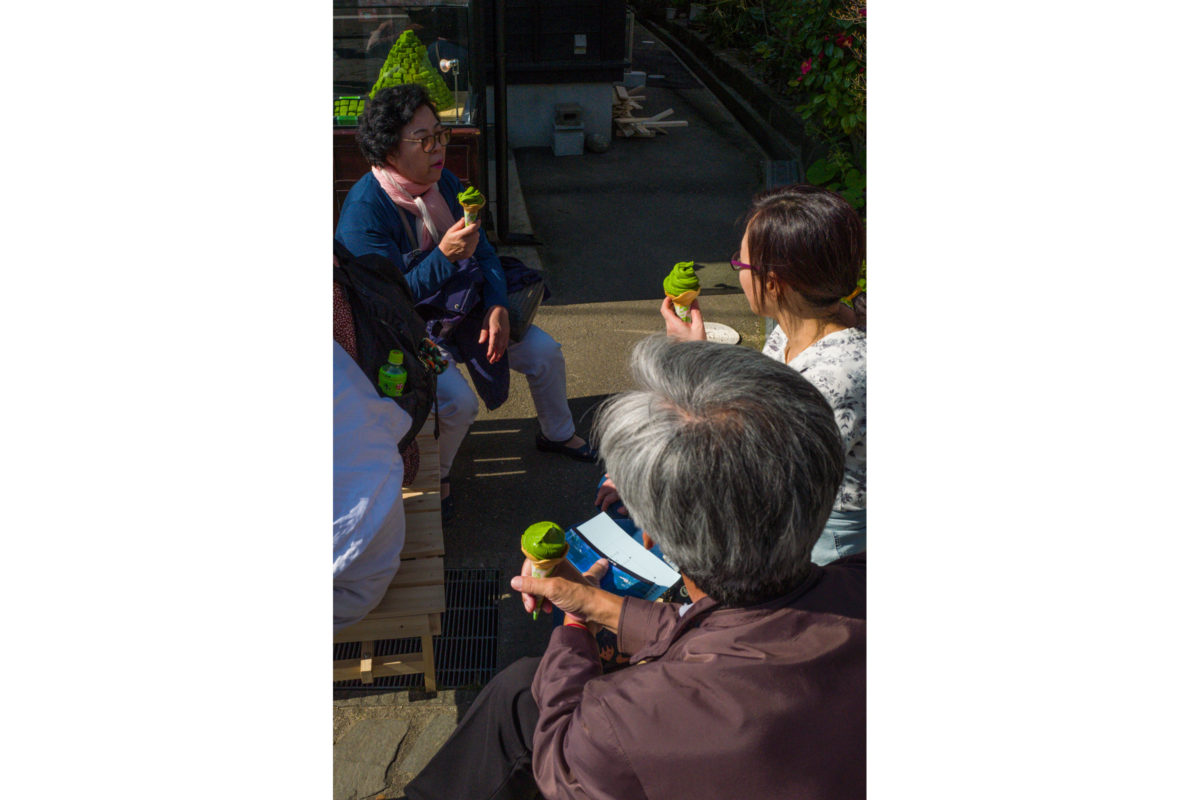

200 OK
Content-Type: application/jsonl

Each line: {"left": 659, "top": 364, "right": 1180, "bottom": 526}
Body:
{"left": 535, "top": 433, "right": 599, "bottom": 463}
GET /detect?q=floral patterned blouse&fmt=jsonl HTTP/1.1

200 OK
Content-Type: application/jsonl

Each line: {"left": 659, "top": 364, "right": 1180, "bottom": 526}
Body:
{"left": 763, "top": 326, "right": 866, "bottom": 512}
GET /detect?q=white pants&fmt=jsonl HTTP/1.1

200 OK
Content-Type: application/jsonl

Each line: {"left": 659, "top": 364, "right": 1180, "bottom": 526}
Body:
{"left": 436, "top": 324, "right": 575, "bottom": 480}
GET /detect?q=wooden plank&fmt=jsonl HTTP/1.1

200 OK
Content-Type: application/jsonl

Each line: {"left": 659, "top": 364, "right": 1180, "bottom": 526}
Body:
{"left": 645, "top": 108, "right": 675, "bottom": 122}
{"left": 335, "top": 611, "right": 434, "bottom": 644}
{"left": 360, "top": 639, "right": 374, "bottom": 684}
{"left": 401, "top": 418, "right": 441, "bottom": 494}
{"left": 332, "top": 412, "right": 444, "bottom": 688}
{"left": 363, "top": 583, "right": 445, "bottom": 619}
{"left": 614, "top": 85, "right": 629, "bottom": 101}
{"left": 333, "top": 652, "right": 424, "bottom": 682}
{"left": 400, "top": 514, "right": 444, "bottom": 559}
{"left": 376, "top": 652, "right": 425, "bottom": 680}
{"left": 389, "top": 555, "right": 444, "bottom": 589}
{"left": 399, "top": 489, "right": 440, "bottom": 514}
{"left": 406, "top": 457, "right": 440, "bottom": 492}
{"left": 420, "top": 631, "right": 437, "bottom": 692}
{"left": 413, "top": 437, "right": 438, "bottom": 452}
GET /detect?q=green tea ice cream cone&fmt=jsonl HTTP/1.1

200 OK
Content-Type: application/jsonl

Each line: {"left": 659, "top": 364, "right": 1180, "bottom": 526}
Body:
{"left": 521, "top": 521, "right": 569, "bottom": 620}
{"left": 457, "top": 185, "right": 486, "bottom": 226}
{"left": 663, "top": 261, "right": 701, "bottom": 322}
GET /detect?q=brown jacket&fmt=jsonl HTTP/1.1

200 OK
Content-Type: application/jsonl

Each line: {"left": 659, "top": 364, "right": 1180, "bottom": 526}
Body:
{"left": 531, "top": 553, "right": 866, "bottom": 800}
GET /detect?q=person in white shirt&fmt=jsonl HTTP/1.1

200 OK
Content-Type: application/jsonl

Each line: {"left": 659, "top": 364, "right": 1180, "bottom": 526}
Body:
{"left": 333, "top": 340, "right": 412, "bottom": 631}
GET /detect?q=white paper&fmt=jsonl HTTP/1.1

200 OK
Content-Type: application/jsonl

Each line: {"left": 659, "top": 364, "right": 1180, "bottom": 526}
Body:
{"left": 574, "top": 513, "right": 681, "bottom": 587}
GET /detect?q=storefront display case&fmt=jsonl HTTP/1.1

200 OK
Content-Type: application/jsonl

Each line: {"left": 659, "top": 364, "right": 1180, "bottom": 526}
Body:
{"left": 333, "top": 0, "right": 483, "bottom": 227}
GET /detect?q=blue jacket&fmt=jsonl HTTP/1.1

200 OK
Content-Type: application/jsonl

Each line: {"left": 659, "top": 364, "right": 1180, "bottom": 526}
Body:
{"left": 335, "top": 170, "right": 508, "bottom": 312}
{"left": 336, "top": 170, "right": 512, "bottom": 409}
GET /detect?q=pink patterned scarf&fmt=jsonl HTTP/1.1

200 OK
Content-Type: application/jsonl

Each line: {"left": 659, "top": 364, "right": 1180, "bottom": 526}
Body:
{"left": 372, "top": 164, "right": 457, "bottom": 251}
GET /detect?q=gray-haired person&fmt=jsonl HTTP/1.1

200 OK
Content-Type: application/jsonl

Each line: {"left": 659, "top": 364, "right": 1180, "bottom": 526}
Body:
{"left": 403, "top": 336, "right": 866, "bottom": 800}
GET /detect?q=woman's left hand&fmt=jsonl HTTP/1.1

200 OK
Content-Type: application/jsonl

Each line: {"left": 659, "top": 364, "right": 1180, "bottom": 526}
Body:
{"left": 480, "top": 304, "right": 510, "bottom": 363}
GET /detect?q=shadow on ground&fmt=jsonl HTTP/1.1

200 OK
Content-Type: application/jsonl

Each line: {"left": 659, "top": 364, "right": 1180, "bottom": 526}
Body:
{"left": 441, "top": 396, "right": 614, "bottom": 669}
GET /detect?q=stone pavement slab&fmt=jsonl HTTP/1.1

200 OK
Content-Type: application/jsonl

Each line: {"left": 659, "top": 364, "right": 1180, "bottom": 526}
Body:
{"left": 396, "top": 712, "right": 458, "bottom": 779}
{"left": 333, "top": 719, "right": 410, "bottom": 800}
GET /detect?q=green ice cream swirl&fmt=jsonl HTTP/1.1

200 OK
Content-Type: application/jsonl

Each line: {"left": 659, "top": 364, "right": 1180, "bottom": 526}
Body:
{"left": 457, "top": 186, "right": 486, "bottom": 207}
{"left": 522, "top": 521, "right": 567, "bottom": 559}
{"left": 663, "top": 261, "right": 700, "bottom": 296}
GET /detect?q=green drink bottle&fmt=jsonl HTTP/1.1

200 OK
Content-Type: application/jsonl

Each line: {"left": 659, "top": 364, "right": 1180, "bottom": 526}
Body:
{"left": 378, "top": 350, "right": 408, "bottom": 397}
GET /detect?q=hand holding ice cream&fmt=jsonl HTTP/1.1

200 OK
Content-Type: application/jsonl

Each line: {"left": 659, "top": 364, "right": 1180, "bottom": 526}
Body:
{"left": 663, "top": 261, "right": 701, "bottom": 322}
{"left": 457, "top": 185, "right": 486, "bottom": 226}
{"left": 660, "top": 295, "right": 706, "bottom": 341}
{"left": 520, "top": 521, "right": 569, "bottom": 620}
{"left": 512, "top": 556, "right": 621, "bottom": 631}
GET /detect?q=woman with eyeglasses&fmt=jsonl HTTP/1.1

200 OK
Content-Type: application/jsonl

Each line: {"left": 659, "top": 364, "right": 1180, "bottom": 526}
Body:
{"left": 337, "top": 84, "right": 597, "bottom": 521}
{"left": 678, "top": 184, "right": 865, "bottom": 563}
{"left": 597, "top": 183, "right": 866, "bottom": 564}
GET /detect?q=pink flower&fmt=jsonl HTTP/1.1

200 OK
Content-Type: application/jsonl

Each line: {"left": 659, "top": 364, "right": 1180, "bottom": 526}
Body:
{"left": 800, "top": 59, "right": 813, "bottom": 75}
{"left": 859, "top": 6, "right": 866, "bottom": 16}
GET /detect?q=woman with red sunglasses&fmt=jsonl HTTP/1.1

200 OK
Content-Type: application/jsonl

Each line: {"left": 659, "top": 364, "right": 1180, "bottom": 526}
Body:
{"left": 598, "top": 184, "right": 866, "bottom": 564}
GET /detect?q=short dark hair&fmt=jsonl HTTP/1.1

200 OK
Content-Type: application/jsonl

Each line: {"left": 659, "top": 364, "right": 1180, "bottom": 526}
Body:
{"left": 593, "top": 336, "right": 845, "bottom": 607}
{"left": 356, "top": 84, "right": 439, "bottom": 166}
{"left": 744, "top": 184, "right": 865, "bottom": 312}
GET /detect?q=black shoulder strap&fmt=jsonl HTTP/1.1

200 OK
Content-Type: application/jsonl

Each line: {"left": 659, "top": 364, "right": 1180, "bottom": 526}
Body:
{"left": 396, "top": 204, "right": 420, "bottom": 249}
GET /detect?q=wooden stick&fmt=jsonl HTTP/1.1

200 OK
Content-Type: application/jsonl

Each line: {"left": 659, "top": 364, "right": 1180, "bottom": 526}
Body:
{"left": 614, "top": 118, "right": 689, "bottom": 127}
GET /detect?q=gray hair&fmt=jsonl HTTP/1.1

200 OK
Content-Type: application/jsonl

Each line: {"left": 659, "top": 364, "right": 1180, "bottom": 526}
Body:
{"left": 593, "top": 336, "right": 845, "bottom": 606}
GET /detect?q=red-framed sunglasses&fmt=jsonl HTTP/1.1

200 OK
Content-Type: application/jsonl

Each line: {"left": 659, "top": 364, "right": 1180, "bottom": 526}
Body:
{"left": 730, "top": 252, "right": 761, "bottom": 272}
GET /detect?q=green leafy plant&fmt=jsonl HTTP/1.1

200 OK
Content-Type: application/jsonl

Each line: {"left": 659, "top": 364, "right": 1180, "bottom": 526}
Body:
{"left": 688, "top": 1, "right": 865, "bottom": 205}
{"left": 805, "top": 148, "right": 864, "bottom": 210}
{"left": 783, "top": 1, "right": 864, "bottom": 144}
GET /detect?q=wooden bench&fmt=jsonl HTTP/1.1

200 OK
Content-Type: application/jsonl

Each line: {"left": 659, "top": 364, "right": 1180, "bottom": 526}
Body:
{"left": 334, "top": 418, "right": 444, "bottom": 692}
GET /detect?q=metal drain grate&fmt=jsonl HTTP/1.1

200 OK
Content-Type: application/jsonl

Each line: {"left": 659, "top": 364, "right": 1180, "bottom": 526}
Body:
{"left": 334, "top": 568, "right": 500, "bottom": 690}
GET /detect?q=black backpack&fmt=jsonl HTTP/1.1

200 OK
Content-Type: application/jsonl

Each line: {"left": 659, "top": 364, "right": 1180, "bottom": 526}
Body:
{"left": 334, "top": 241, "right": 436, "bottom": 452}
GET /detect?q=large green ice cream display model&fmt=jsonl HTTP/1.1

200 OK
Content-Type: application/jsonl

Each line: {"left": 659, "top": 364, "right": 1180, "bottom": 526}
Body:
{"left": 370, "top": 29, "right": 456, "bottom": 111}
{"left": 334, "top": 96, "right": 366, "bottom": 127}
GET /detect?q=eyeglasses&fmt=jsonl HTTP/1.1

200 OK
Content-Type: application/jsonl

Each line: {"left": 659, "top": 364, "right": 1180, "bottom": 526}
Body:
{"left": 730, "top": 252, "right": 760, "bottom": 272}
{"left": 400, "top": 128, "right": 453, "bottom": 153}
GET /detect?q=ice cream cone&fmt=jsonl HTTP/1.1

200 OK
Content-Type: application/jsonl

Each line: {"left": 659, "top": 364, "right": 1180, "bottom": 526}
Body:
{"left": 521, "top": 548, "right": 566, "bottom": 620}
{"left": 663, "top": 261, "right": 701, "bottom": 322}
{"left": 457, "top": 186, "right": 487, "bottom": 226}
{"left": 521, "top": 521, "right": 569, "bottom": 620}
{"left": 666, "top": 288, "right": 700, "bottom": 322}
{"left": 461, "top": 203, "right": 484, "bottom": 225}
